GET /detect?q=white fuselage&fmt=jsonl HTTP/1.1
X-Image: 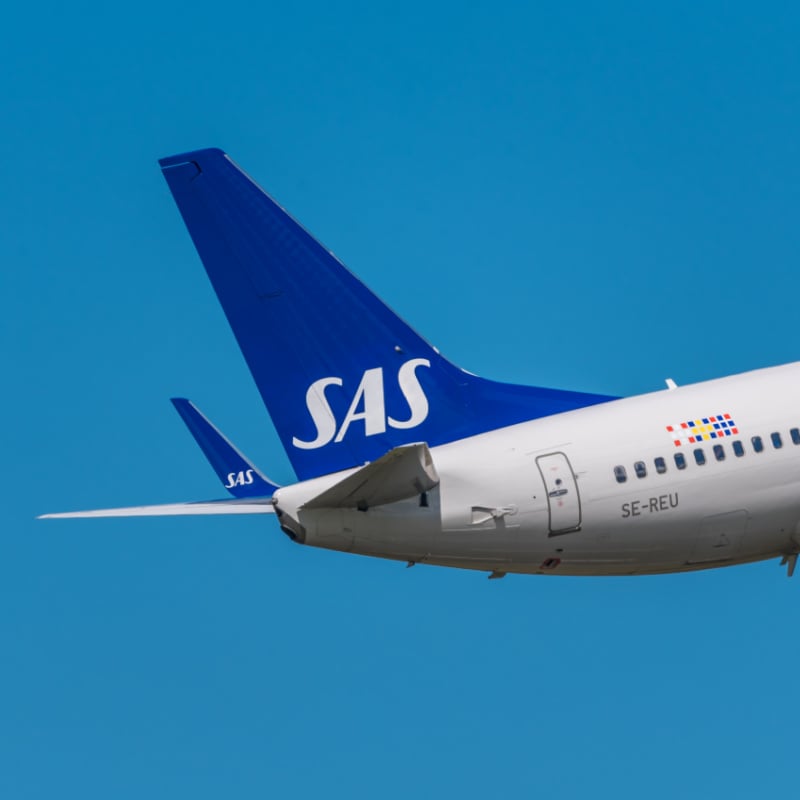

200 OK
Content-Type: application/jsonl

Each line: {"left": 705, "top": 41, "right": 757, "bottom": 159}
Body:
{"left": 274, "top": 362, "right": 800, "bottom": 576}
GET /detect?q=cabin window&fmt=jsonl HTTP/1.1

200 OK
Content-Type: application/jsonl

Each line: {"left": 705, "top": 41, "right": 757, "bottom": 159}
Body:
{"left": 674, "top": 452, "right": 687, "bottom": 470}
{"left": 732, "top": 440, "right": 745, "bottom": 457}
{"left": 634, "top": 461, "right": 647, "bottom": 479}
{"left": 654, "top": 456, "right": 667, "bottom": 474}
{"left": 752, "top": 436, "right": 764, "bottom": 453}
{"left": 713, "top": 444, "right": 725, "bottom": 461}
{"left": 791, "top": 428, "right": 800, "bottom": 445}
{"left": 614, "top": 465, "right": 627, "bottom": 484}
{"left": 771, "top": 432, "right": 783, "bottom": 449}
{"left": 694, "top": 448, "right": 706, "bottom": 465}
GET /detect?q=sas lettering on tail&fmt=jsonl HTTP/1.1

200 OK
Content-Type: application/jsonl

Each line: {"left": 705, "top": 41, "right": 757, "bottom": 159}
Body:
{"left": 224, "top": 469, "right": 255, "bottom": 489}
{"left": 293, "top": 358, "right": 431, "bottom": 450}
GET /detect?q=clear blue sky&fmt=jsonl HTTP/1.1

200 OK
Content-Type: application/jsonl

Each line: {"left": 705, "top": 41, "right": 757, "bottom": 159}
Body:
{"left": 4, "top": 2, "right": 800, "bottom": 797}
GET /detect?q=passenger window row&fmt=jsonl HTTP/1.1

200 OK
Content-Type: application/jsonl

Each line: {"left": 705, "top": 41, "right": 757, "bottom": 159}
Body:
{"left": 613, "top": 427, "right": 800, "bottom": 483}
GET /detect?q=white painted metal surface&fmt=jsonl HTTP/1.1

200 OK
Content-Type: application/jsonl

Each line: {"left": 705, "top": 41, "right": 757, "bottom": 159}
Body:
{"left": 536, "top": 453, "right": 581, "bottom": 534}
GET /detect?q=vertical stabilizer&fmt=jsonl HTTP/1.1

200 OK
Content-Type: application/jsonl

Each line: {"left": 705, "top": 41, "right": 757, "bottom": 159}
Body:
{"left": 160, "top": 148, "right": 615, "bottom": 480}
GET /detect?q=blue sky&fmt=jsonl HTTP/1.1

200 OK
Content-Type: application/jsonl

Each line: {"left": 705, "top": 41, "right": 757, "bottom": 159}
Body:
{"left": 4, "top": 2, "right": 800, "bottom": 797}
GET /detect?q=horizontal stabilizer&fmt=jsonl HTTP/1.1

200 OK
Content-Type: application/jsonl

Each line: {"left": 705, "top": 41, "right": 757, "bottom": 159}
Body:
{"left": 171, "top": 398, "right": 279, "bottom": 498}
{"left": 303, "top": 443, "right": 438, "bottom": 510}
{"left": 38, "top": 498, "right": 276, "bottom": 519}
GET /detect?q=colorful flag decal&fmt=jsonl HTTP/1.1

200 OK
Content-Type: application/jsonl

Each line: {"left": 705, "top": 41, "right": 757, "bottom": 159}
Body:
{"left": 666, "top": 414, "right": 738, "bottom": 446}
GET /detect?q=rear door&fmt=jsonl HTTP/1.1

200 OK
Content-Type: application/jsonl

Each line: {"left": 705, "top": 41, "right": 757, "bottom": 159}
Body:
{"left": 536, "top": 452, "right": 581, "bottom": 534}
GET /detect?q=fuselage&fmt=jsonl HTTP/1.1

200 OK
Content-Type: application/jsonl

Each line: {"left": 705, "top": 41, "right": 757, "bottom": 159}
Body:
{"left": 275, "top": 362, "right": 800, "bottom": 576}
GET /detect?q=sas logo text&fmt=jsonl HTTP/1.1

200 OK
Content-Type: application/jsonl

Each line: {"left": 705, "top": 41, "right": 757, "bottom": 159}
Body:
{"left": 293, "top": 358, "right": 431, "bottom": 450}
{"left": 225, "top": 469, "right": 255, "bottom": 489}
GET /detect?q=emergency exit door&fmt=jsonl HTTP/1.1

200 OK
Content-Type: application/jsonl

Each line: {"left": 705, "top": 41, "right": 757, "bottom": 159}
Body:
{"left": 536, "top": 452, "right": 581, "bottom": 534}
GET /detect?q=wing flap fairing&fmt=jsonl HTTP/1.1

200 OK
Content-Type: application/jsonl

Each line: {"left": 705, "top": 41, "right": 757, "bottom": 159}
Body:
{"left": 302, "top": 442, "right": 438, "bottom": 510}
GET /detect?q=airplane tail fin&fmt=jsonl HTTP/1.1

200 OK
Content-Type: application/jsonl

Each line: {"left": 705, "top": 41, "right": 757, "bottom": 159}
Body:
{"left": 159, "top": 148, "right": 615, "bottom": 481}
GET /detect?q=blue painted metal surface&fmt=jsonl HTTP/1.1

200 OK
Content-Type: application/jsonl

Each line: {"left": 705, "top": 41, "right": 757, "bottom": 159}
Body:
{"left": 160, "top": 148, "right": 616, "bottom": 481}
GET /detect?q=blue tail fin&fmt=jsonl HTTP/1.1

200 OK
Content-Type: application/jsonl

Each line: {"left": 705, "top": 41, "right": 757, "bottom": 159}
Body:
{"left": 171, "top": 397, "right": 279, "bottom": 498}
{"left": 160, "top": 148, "right": 615, "bottom": 481}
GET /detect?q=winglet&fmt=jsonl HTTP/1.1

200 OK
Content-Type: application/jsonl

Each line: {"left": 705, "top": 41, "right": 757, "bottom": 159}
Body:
{"left": 171, "top": 398, "right": 279, "bottom": 498}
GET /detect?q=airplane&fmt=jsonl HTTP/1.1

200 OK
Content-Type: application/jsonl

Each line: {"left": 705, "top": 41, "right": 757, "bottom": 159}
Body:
{"left": 39, "top": 147, "right": 800, "bottom": 579}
